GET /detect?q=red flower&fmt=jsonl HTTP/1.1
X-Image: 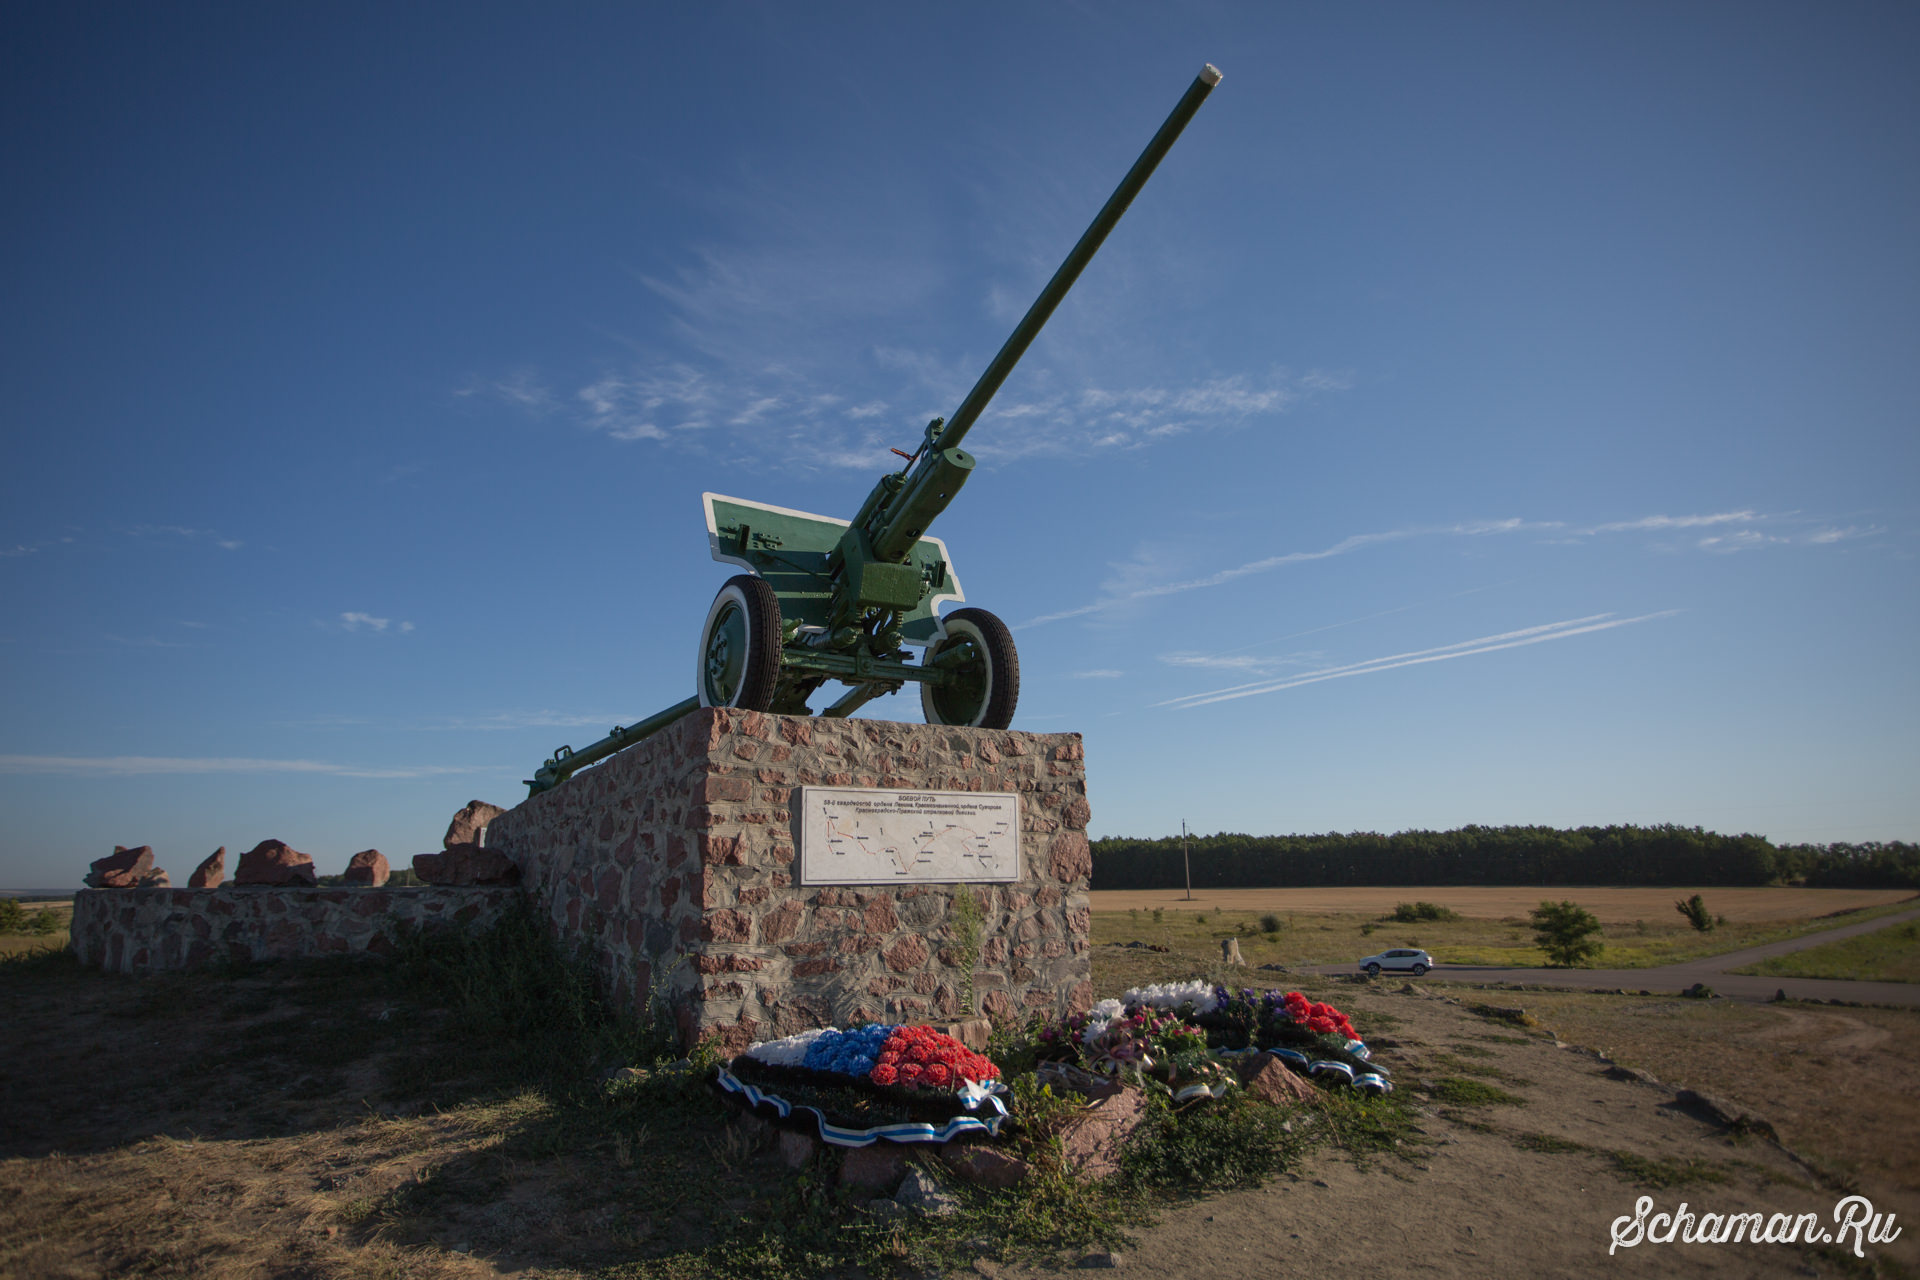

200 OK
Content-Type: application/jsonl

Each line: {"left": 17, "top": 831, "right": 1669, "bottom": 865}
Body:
{"left": 871, "top": 1064, "right": 898, "bottom": 1085}
{"left": 924, "top": 1063, "right": 952, "bottom": 1087}
{"left": 899, "top": 1062, "right": 923, "bottom": 1081}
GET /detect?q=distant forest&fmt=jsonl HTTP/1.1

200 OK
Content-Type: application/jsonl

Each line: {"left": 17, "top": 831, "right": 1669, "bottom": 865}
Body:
{"left": 1089, "top": 825, "right": 1920, "bottom": 891}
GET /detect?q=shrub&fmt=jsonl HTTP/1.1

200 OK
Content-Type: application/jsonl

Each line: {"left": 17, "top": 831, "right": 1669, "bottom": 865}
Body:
{"left": 1258, "top": 913, "right": 1283, "bottom": 934}
{"left": 1529, "top": 900, "right": 1603, "bottom": 967}
{"left": 1674, "top": 894, "right": 1714, "bottom": 933}
{"left": 1389, "top": 901, "right": 1458, "bottom": 923}
{"left": 0, "top": 899, "right": 25, "bottom": 933}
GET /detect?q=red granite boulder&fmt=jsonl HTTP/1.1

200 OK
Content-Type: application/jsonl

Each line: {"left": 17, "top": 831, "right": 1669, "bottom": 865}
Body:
{"left": 443, "top": 800, "right": 506, "bottom": 850}
{"left": 1238, "top": 1054, "right": 1319, "bottom": 1106}
{"left": 343, "top": 848, "right": 390, "bottom": 886}
{"left": 1057, "top": 1087, "right": 1147, "bottom": 1180}
{"left": 234, "top": 839, "right": 318, "bottom": 887}
{"left": 413, "top": 842, "right": 519, "bottom": 887}
{"left": 85, "top": 846, "right": 154, "bottom": 888}
{"left": 189, "top": 846, "right": 226, "bottom": 889}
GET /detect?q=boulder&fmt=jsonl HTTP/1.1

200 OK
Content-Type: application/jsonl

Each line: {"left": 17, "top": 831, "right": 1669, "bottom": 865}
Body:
{"left": 937, "top": 1143, "right": 1030, "bottom": 1189}
{"left": 1058, "top": 1087, "right": 1148, "bottom": 1180}
{"left": 839, "top": 1143, "right": 908, "bottom": 1193}
{"left": 85, "top": 846, "right": 154, "bottom": 888}
{"left": 931, "top": 1017, "right": 993, "bottom": 1052}
{"left": 443, "top": 800, "right": 506, "bottom": 850}
{"left": 893, "top": 1164, "right": 960, "bottom": 1216}
{"left": 137, "top": 868, "right": 171, "bottom": 888}
{"left": 343, "top": 849, "right": 390, "bottom": 886}
{"left": 413, "top": 842, "right": 519, "bottom": 887}
{"left": 234, "top": 839, "right": 318, "bottom": 887}
{"left": 188, "top": 847, "right": 226, "bottom": 889}
{"left": 777, "top": 1128, "right": 817, "bottom": 1170}
{"left": 1237, "top": 1055, "right": 1318, "bottom": 1106}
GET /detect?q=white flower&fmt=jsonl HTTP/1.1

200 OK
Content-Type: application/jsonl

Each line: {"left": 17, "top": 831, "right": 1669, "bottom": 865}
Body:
{"left": 1080, "top": 998, "right": 1126, "bottom": 1044}
{"left": 742, "top": 1027, "right": 831, "bottom": 1066}
{"left": 1120, "top": 980, "right": 1220, "bottom": 1015}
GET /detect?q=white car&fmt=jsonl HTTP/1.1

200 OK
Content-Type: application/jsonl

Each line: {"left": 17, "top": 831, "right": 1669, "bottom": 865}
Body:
{"left": 1360, "top": 948, "right": 1432, "bottom": 978}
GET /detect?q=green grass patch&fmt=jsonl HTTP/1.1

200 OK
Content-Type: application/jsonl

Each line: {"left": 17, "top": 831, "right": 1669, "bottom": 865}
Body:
{"left": 1732, "top": 918, "right": 1920, "bottom": 983}
{"left": 1512, "top": 1131, "right": 1588, "bottom": 1154}
{"left": 1606, "top": 1151, "right": 1731, "bottom": 1189}
{"left": 1429, "top": 1077, "right": 1527, "bottom": 1107}
{"left": 1509, "top": 1133, "right": 1731, "bottom": 1189}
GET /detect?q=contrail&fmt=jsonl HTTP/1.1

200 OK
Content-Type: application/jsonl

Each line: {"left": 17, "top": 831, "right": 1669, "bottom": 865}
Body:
{"left": 1158, "top": 611, "right": 1680, "bottom": 709}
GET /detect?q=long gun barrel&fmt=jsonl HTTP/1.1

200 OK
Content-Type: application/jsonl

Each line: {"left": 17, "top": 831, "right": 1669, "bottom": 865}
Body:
{"left": 937, "top": 63, "right": 1222, "bottom": 457}
{"left": 864, "top": 63, "right": 1222, "bottom": 563}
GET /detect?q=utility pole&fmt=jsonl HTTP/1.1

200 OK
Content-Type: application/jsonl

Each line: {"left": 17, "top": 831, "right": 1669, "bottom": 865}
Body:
{"left": 1182, "top": 819, "right": 1193, "bottom": 901}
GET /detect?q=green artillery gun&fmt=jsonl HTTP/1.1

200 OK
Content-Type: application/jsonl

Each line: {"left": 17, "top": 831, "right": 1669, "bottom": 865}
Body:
{"left": 529, "top": 64, "right": 1222, "bottom": 795}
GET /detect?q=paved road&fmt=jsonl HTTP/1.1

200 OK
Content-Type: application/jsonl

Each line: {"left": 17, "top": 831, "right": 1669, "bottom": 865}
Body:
{"left": 1314, "top": 902, "right": 1920, "bottom": 1007}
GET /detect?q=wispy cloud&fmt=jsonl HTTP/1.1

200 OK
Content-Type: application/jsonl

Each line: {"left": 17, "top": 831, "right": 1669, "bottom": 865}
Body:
{"left": 0, "top": 755, "right": 501, "bottom": 780}
{"left": 1156, "top": 651, "right": 1317, "bottom": 676}
{"left": 1577, "top": 511, "right": 1759, "bottom": 534}
{"left": 1018, "top": 519, "right": 1547, "bottom": 628}
{"left": 1021, "top": 509, "right": 1872, "bottom": 630}
{"left": 458, "top": 185, "right": 1341, "bottom": 468}
{"left": 128, "top": 524, "right": 243, "bottom": 550}
{"left": 1157, "top": 611, "right": 1680, "bottom": 709}
{"left": 455, "top": 369, "right": 555, "bottom": 414}
{"left": 339, "top": 612, "right": 414, "bottom": 634}
{"left": 472, "top": 360, "right": 1333, "bottom": 469}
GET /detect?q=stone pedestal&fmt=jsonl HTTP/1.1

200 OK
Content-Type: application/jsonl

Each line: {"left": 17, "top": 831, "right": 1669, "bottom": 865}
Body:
{"left": 484, "top": 708, "right": 1093, "bottom": 1053}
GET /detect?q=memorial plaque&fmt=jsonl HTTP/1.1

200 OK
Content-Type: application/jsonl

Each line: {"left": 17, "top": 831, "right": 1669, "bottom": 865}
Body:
{"left": 798, "top": 786, "right": 1020, "bottom": 885}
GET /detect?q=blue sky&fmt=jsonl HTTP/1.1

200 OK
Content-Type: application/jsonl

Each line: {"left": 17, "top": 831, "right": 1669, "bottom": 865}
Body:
{"left": 4, "top": 3, "right": 1916, "bottom": 890}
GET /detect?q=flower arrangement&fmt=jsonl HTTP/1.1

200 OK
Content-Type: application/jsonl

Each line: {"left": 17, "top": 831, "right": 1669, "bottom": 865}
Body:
{"left": 1037, "top": 1003, "right": 1226, "bottom": 1095}
{"left": 800, "top": 1024, "right": 894, "bottom": 1078}
{"left": 722, "top": 1024, "right": 1010, "bottom": 1146}
{"left": 869, "top": 1025, "right": 999, "bottom": 1090}
{"left": 741, "top": 1023, "right": 998, "bottom": 1096}
{"left": 1035, "top": 985, "right": 1382, "bottom": 1096}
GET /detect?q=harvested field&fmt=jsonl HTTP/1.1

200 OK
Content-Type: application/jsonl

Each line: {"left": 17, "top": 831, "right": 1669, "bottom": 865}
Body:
{"left": 1090, "top": 885, "right": 1913, "bottom": 923}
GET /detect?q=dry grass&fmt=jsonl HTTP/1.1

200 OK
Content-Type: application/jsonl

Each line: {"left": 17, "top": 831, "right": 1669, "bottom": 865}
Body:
{"left": 1091, "top": 885, "right": 1914, "bottom": 923}
{"left": 0, "top": 900, "right": 72, "bottom": 958}
{"left": 1091, "top": 888, "right": 1920, "bottom": 969}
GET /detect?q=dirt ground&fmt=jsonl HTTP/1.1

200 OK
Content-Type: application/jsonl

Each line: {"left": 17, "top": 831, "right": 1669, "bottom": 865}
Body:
{"left": 3, "top": 928, "right": 1915, "bottom": 1278}
{"left": 998, "top": 979, "right": 1920, "bottom": 1279}
{"left": 1090, "top": 885, "right": 1914, "bottom": 924}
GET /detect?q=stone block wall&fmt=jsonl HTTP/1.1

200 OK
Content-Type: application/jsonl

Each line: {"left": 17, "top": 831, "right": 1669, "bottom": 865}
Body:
{"left": 70, "top": 886, "right": 521, "bottom": 974}
{"left": 484, "top": 707, "right": 1093, "bottom": 1054}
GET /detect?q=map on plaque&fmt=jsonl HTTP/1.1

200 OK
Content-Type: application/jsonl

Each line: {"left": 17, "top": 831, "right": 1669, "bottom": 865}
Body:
{"left": 797, "top": 786, "right": 1021, "bottom": 885}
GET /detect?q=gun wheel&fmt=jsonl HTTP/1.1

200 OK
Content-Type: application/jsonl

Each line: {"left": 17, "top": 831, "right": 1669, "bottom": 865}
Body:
{"left": 697, "top": 575, "right": 782, "bottom": 711}
{"left": 921, "top": 607, "right": 1019, "bottom": 729}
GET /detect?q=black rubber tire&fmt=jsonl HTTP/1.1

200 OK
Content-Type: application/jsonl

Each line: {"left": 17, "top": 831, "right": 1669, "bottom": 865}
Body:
{"left": 1365, "top": 963, "right": 1382, "bottom": 978}
{"left": 697, "top": 575, "right": 782, "bottom": 711}
{"left": 1411, "top": 963, "right": 1429, "bottom": 977}
{"left": 921, "top": 607, "right": 1019, "bottom": 729}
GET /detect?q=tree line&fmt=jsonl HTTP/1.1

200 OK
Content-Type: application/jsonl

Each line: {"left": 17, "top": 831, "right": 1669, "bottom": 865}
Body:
{"left": 1089, "top": 825, "right": 1920, "bottom": 890}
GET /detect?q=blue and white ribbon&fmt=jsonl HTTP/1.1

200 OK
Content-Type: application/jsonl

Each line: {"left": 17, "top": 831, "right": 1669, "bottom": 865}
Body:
{"left": 1245, "top": 1046, "right": 1393, "bottom": 1096}
{"left": 716, "top": 1066, "right": 1011, "bottom": 1148}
